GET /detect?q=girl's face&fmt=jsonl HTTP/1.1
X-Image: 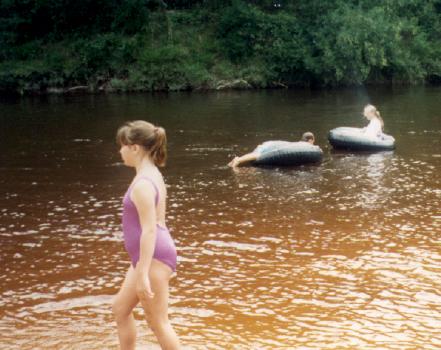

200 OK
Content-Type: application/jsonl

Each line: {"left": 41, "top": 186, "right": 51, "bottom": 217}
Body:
{"left": 119, "top": 144, "right": 138, "bottom": 167}
{"left": 363, "top": 107, "right": 376, "bottom": 120}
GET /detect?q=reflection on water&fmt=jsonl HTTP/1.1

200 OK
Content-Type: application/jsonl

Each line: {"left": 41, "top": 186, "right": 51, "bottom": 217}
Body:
{"left": 330, "top": 151, "right": 395, "bottom": 210}
{"left": 1, "top": 88, "right": 440, "bottom": 349}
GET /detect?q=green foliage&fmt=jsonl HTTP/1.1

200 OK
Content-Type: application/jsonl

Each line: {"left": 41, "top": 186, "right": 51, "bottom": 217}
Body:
{"left": 217, "top": 2, "right": 264, "bottom": 62}
{"left": 0, "top": 0, "right": 153, "bottom": 47}
{"left": 301, "top": 2, "right": 441, "bottom": 85}
{"left": 1, "top": 0, "right": 441, "bottom": 93}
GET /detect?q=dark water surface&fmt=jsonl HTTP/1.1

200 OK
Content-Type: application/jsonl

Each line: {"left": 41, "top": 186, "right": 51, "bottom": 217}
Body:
{"left": 1, "top": 88, "right": 440, "bottom": 349}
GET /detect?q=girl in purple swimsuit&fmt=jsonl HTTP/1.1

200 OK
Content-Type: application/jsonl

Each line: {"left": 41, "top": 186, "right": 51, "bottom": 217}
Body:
{"left": 113, "top": 120, "right": 180, "bottom": 349}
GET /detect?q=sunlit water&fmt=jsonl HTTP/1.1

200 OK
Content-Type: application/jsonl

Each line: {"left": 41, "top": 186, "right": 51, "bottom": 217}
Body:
{"left": 1, "top": 88, "right": 440, "bottom": 349}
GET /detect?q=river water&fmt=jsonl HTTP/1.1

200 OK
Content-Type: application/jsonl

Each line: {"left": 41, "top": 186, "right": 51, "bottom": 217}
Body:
{"left": 1, "top": 87, "right": 440, "bottom": 349}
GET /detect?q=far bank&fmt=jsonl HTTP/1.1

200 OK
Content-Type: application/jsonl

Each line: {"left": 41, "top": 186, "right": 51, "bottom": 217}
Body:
{"left": 1, "top": 2, "right": 441, "bottom": 95}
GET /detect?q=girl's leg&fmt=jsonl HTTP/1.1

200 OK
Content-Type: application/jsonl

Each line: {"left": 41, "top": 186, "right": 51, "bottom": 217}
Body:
{"left": 140, "top": 259, "right": 180, "bottom": 350}
{"left": 112, "top": 266, "right": 139, "bottom": 350}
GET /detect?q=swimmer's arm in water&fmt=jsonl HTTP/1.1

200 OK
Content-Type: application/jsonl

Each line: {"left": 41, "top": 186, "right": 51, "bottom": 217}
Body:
{"left": 131, "top": 180, "right": 157, "bottom": 300}
{"left": 228, "top": 152, "right": 259, "bottom": 167}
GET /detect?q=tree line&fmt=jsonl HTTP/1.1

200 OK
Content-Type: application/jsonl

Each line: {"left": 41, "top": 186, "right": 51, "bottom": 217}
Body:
{"left": 1, "top": 0, "right": 440, "bottom": 94}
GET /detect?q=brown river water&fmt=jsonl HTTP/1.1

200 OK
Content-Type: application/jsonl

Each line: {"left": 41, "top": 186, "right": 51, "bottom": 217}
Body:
{"left": 0, "top": 87, "right": 440, "bottom": 349}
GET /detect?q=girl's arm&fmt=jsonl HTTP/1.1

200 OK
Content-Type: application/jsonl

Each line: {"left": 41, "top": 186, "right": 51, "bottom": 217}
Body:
{"left": 228, "top": 152, "right": 259, "bottom": 167}
{"left": 131, "top": 180, "right": 158, "bottom": 299}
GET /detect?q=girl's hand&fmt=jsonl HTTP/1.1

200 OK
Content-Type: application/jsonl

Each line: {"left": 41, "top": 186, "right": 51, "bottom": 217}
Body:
{"left": 136, "top": 273, "right": 154, "bottom": 301}
{"left": 228, "top": 157, "right": 239, "bottom": 167}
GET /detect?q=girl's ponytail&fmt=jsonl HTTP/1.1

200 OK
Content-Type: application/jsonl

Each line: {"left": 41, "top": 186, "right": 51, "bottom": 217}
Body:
{"left": 151, "top": 127, "right": 167, "bottom": 167}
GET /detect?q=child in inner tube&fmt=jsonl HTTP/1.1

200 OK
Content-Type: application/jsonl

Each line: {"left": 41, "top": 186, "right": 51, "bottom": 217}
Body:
{"left": 228, "top": 132, "right": 315, "bottom": 168}
{"left": 362, "top": 104, "right": 384, "bottom": 137}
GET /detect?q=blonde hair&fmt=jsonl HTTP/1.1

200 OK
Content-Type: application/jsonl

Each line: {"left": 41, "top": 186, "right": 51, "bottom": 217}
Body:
{"left": 364, "top": 104, "right": 384, "bottom": 131}
{"left": 116, "top": 120, "right": 167, "bottom": 167}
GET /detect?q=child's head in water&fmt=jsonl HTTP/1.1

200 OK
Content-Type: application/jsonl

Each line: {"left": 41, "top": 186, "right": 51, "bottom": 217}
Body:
{"left": 301, "top": 131, "right": 315, "bottom": 144}
{"left": 116, "top": 120, "right": 167, "bottom": 167}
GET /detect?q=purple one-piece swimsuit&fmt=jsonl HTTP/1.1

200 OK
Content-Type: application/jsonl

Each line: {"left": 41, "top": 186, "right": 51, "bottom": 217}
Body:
{"left": 122, "top": 177, "right": 177, "bottom": 272}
